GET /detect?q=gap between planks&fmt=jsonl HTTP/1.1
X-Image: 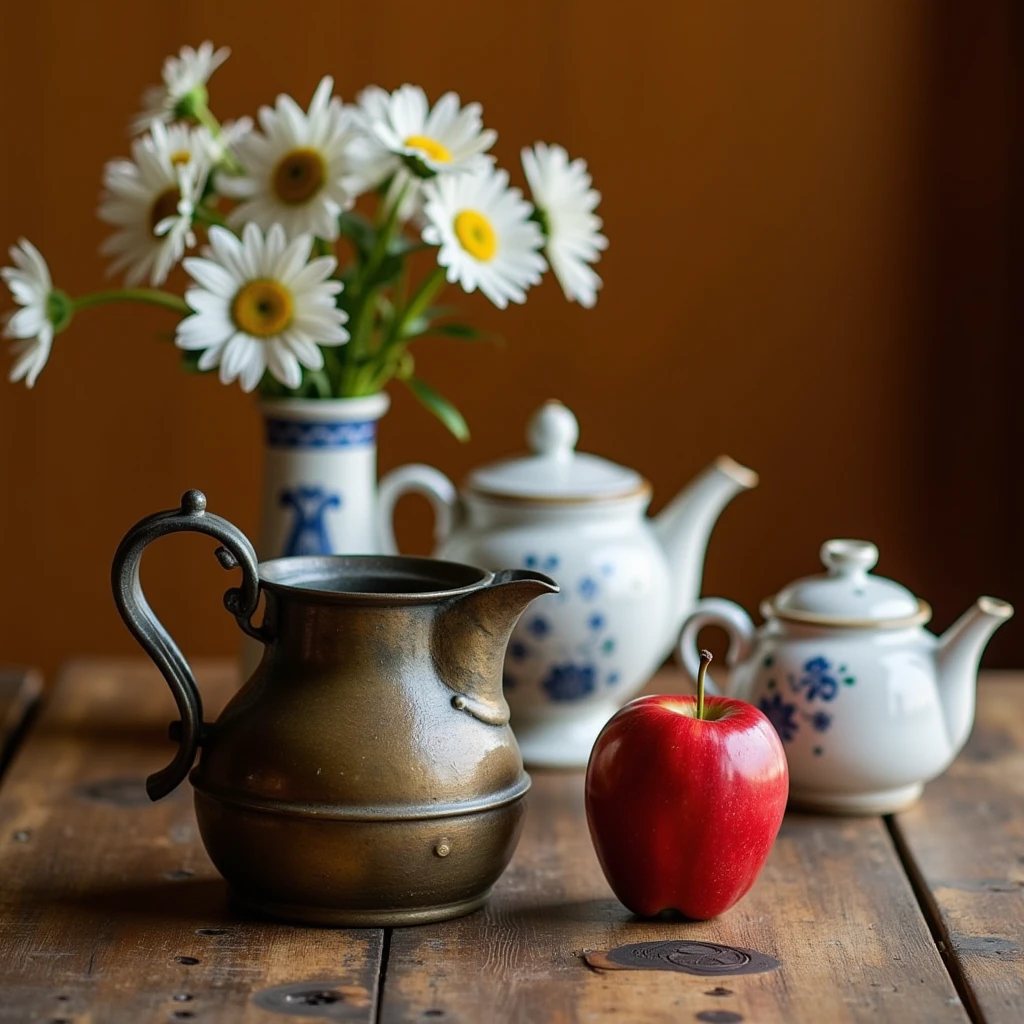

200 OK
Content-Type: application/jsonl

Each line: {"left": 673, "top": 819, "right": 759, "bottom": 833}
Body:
{"left": 885, "top": 815, "right": 984, "bottom": 1024}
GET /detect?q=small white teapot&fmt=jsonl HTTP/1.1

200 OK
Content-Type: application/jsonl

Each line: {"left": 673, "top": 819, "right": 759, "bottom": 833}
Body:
{"left": 679, "top": 539, "right": 1013, "bottom": 814}
{"left": 379, "top": 401, "right": 757, "bottom": 767}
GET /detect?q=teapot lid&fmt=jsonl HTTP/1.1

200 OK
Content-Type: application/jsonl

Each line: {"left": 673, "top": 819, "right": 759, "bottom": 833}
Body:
{"left": 466, "top": 401, "right": 646, "bottom": 502}
{"left": 764, "top": 539, "right": 931, "bottom": 628}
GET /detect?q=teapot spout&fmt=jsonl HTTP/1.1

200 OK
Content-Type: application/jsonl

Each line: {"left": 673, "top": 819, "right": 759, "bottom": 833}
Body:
{"left": 433, "top": 570, "right": 559, "bottom": 725}
{"left": 936, "top": 597, "right": 1013, "bottom": 754}
{"left": 652, "top": 456, "right": 758, "bottom": 659}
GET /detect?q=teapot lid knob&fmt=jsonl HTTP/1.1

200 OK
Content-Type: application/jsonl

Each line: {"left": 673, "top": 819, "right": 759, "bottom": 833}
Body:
{"left": 821, "top": 539, "right": 879, "bottom": 577}
{"left": 527, "top": 400, "right": 579, "bottom": 459}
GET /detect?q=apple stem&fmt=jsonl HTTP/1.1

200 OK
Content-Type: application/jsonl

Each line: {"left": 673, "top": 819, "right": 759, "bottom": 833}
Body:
{"left": 696, "top": 649, "right": 713, "bottom": 720}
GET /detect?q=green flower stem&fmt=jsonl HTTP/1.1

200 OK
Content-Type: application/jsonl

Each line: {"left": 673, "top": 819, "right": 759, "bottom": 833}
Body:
{"left": 696, "top": 649, "right": 713, "bottom": 721}
{"left": 353, "top": 266, "right": 447, "bottom": 395}
{"left": 72, "top": 289, "right": 190, "bottom": 316}
{"left": 394, "top": 267, "right": 446, "bottom": 340}
{"left": 353, "top": 182, "right": 409, "bottom": 297}
{"left": 192, "top": 100, "right": 243, "bottom": 174}
{"left": 192, "top": 102, "right": 222, "bottom": 137}
{"left": 193, "top": 205, "right": 231, "bottom": 229}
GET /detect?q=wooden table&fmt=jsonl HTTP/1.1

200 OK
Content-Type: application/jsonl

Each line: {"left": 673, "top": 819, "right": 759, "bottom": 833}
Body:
{"left": 0, "top": 660, "right": 1020, "bottom": 1023}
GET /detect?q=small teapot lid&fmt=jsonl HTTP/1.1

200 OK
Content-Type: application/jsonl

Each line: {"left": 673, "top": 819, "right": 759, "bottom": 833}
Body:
{"left": 765, "top": 539, "right": 931, "bottom": 628}
{"left": 466, "top": 401, "right": 646, "bottom": 502}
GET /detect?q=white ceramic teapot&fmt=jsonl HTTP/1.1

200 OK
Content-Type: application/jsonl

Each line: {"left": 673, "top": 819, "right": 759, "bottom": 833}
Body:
{"left": 378, "top": 400, "right": 758, "bottom": 766}
{"left": 678, "top": 539, "right": 1013, "bottom": 814}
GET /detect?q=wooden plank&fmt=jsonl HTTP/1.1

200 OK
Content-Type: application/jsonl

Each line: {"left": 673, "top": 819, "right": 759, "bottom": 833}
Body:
{"left": 380, "top": 670, "right": 969, "bottom": 1024}
{"left": 891, "top": 674, "right": 1024, "bottom": 1024}
{"left": 0, "top": 668, "right": 42, "bottom": 774}
{"left": 0, "top": 658, "right": 383, "bottom": 1023}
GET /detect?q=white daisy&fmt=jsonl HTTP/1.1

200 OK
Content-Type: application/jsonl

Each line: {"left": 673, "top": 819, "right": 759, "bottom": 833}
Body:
{"left": 177, "top": 222, "right": 349, "bottom": 393}
{"left": 521, "top": 143, "right": 608, "bottom": 308}
{"left": 421, "top": 166, "right": 546, "bottom": 309}
{"left": 132, "top": 42, "right": 230, "bottom": 134}
{"left": 369, "top": 85, "right": 496, "bottom": 179}
{"left": 218, "top": 77, "right": 360, "bottom": 242}
{"left": 1, "top": 239, "right": 65, "bottom": 388}
{"left": 345, "top": 85, "right": 401, "bottom": 194}
{"left": 99, "top": 122, "right": 210, "bottom": 286}
{"left": 355, "top": 85, "right": 497, "bottom": 222}
{"left": 206, "top": 117, "right": 254, "bottom": 165}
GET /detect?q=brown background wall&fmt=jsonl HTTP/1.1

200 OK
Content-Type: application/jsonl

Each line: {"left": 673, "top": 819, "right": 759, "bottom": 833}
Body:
{"left": 0, "top": 0, "right": 1018, "bottom": 678}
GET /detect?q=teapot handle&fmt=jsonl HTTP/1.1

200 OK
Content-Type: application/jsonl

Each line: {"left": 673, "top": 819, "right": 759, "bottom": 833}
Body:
{"left": 111, "top": 490, "right": 263, "bottom": 801}
{"left": 378, "top": 464, "right": 459, "bottom": 555}
{"left": 677, "top": 598, "right": 757, "bottom": 696}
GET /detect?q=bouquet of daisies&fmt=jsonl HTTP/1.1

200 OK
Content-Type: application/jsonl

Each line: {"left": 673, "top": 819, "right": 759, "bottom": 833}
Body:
{"left": 1, "top": 43, "right": 607, "bottom": 438}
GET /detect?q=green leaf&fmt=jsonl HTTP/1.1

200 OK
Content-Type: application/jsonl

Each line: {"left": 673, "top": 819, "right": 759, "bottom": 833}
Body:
{"left": 180, "top": 349, "right": 208, "bottom": 373}
{"left": 364, "top": 252, "right": 406, "bottom": 291}
{"left": 428, "top": 322, "right": 498, "bottom": 342}
{"left": 337, "top": 211, "right": 377, "bottom": 259}
{"left": 405, "top": 377, "right": 470, "bottom": 442}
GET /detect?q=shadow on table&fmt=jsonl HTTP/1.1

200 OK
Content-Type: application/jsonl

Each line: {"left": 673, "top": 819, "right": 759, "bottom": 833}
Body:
{"left": 499, "top": 897, "right": 702, "bottom": 930}
{"left": 15, "top": 878, "right": 243, "bottom": 927}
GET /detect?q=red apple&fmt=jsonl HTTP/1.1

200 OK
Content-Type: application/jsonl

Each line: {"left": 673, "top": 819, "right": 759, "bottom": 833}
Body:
{"left": 585, "top": 651, "right": 788, "bottom": 919}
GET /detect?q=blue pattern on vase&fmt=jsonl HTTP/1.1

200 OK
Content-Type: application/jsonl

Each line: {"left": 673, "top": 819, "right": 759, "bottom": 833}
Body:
{"left": 266, "top": 418, "right": 377, "bottom": 449}
{"left": 279, "top": 486, "right": 342, "bottom": 556}
{"left": 542, "top": 663, "right": 597, "bottom": 702}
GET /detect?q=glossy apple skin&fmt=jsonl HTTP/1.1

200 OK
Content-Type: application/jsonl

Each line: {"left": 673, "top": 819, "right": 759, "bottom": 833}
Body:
{"left": 585, "top": 693, "right": 788, "bottom": 919}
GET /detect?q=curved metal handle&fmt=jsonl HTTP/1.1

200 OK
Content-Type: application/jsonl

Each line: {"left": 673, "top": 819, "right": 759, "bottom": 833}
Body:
{"left": 111, "top": 489, "right": 263, "bottom": 801}
{"left": 377, "top": 463, "right": 459, "bottom": 555}
{"left": 676, "top": 598, "right": 757, "bottom": 696}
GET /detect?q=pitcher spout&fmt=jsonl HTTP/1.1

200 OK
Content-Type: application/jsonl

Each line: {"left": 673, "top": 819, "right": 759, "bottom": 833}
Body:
{"left": 936, "top": 596, "right": 1013, "bottom": 755}
{"left": 652, "top": 455, "right": 758, "bottom": 660}
{"left": 433, "top": 570, "right": 559, "bottom": 725}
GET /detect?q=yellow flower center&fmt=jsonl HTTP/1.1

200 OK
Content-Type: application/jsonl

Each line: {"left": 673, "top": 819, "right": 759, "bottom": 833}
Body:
{"left": 231, "top": 279, "right": 294, "bottom": 338}
{"left": 273, "top": 148, "right": 326, "bottom": 205}
{"left": 170, "top": 150, "right": 192, "bottom": 166}
{"left": 454, "top": 210, "right": 497, "bottom": 262}
{"left": 405, "top": 135, "right": 452, "bottom": 163}
{"left": 149, "top": 188, "right": 181, "bottom": 234}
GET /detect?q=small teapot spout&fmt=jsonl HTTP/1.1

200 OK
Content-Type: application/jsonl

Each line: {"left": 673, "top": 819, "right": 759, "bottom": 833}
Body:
{"left": 936, "top": 596, "right": 1013, "bottom": 754}
{"left": 652, "top": 456, "right": 758, "bottom": 661}
{"left": 433, "top": 570, "right": 559, "bottom": 725}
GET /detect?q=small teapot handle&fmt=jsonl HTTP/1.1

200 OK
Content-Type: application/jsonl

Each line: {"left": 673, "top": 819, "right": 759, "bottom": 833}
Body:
{"left": 378, "top": 463, "right": 460, "bottom": 555}
{"left": 111, "top": 490, "right": 263, "bottom": 801}
{"left": 677, "top": 598, "right": 757, "bottom": 696}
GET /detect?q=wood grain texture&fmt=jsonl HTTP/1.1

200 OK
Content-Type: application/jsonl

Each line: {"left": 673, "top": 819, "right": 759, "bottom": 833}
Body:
{"left": 380, "top": 671, "right": 968, "bottom": 1024}
{"left": 0, "top": 659, "right": 383, "bottom": 1023}
{"left": 0, "top": 669, "right": 42, "bottom": 771}
{"left": 891, "top": 675, "right": 1024, "bottom": 1024}
{"left": 0, "top": 0, "right": 1018, "bottom": 680}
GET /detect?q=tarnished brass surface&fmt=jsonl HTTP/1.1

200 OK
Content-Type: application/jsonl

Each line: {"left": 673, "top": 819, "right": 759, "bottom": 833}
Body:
{"left": 195, "top": 791, "right": 528, "bottom": 926}
{"left": 111, "top": 491, "right": 557, "bottom": 926}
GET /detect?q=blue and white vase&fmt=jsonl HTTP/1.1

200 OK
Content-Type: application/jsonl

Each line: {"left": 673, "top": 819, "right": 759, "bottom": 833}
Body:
{"left": 258, "top": 394, "right": 391, "bottom": 561}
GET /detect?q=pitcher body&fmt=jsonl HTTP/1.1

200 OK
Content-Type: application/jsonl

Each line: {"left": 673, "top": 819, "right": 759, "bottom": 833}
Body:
{"left": 112, "top": 491, "right": 557, "bottom": 925}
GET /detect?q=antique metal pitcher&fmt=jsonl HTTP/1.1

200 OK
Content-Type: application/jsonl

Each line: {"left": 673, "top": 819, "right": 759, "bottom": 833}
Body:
{"left": 111, "top": 489, "right": 558, "bottom": 926}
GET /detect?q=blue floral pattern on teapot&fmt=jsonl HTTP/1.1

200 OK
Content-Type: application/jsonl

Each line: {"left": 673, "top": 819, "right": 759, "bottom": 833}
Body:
{"left": 757, "top": 655, "right": 855, "bottom": 757}
{"left": 502, "top": 553, "right": 622, "bottom": 702}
